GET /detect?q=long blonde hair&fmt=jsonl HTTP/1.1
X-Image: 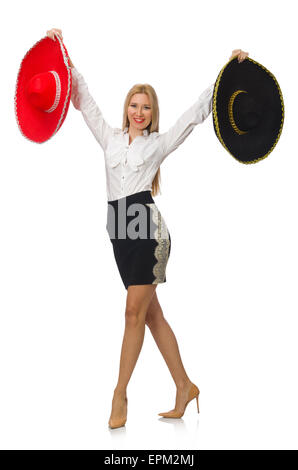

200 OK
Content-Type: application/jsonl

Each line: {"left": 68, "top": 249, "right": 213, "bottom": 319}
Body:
{"left": 122, "top": 84, "right": 161, "bottom": 197}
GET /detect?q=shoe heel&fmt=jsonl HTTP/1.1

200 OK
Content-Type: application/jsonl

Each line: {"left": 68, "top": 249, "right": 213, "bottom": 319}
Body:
{"left": 196, "top": 393, "right": 200, "bottom": 413}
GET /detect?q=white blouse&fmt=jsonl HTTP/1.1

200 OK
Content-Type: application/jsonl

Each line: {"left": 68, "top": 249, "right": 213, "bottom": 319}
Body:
{"left": 70, "top": 67, "right": 214, "bottom": 202}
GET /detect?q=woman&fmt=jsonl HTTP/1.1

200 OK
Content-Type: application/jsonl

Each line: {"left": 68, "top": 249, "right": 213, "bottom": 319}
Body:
{"left": 47, "top": 28, "right": 248, "bottom": 429}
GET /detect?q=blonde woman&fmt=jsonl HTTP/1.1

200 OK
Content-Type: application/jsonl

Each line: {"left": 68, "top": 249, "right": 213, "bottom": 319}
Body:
{"left": 47, "top": 28, "right": 248, "bottom": 429}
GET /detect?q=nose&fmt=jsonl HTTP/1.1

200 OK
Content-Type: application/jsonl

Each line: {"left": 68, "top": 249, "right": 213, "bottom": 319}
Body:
{"left": 133, "top": 105, "right": 145, "bottom": 116}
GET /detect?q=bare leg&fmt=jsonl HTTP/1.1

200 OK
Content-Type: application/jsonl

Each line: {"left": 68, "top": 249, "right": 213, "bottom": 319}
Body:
{"left": 109, "top": 284, "right": 157, "bottom": 428}
{"left": 145, "top": 291, "right": 196, "bottom": 414}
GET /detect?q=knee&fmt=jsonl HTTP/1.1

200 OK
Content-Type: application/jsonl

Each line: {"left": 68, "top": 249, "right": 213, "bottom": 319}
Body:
{"left": 125, "top": 305, "right": 145, "bottom": 326}
{"left": 145, "top": 307, "right": 164, "bottom": 328}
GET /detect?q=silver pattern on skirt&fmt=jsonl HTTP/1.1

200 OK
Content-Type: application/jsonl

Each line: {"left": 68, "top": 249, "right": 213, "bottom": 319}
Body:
{"left": 146, "top": 203, "right": 171, "bottom": 284}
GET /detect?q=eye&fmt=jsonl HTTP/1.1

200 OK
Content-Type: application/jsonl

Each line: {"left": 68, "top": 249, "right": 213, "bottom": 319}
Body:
{"left": 130, "top": 104, "right": 151, "bottom": 109}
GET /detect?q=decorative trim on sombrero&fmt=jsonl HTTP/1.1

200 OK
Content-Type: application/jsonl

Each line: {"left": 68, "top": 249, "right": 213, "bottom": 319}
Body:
{"left": 212, "top": 57, "right": 285, "bottom": 164}
{"left": 45, "top": 71, "right": 61, "bottom": 113}
{"left": 14, "top": 33, "right": 72, "bottom": 144}
{"left": 228, "top": 90, "right": 249, "bottom": 135}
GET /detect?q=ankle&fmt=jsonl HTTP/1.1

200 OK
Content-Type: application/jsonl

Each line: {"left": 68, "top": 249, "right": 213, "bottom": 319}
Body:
{"left": 176, "top": 378, "right": 192, "bottom": 390}
{"left": 113, "top": 387, "right": 127, "bottom": 399}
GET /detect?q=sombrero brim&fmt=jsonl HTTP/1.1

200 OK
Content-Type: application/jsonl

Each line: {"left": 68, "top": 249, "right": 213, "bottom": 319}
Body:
{"left": 212, "top": 57, "right": 284, "bottom": 164}
{"left": 15, "top": 36, "right": 72, "bottom": 144}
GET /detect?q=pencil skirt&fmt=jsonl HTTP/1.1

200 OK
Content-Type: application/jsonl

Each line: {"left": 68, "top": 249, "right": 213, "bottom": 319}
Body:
{"left": 106, "top": 190, "right": 171, "bottom": 290}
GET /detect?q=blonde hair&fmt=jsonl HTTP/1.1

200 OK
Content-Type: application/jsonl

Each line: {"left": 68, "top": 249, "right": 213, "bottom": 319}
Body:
{"left": 122, "top": 84, "right": 161, "bottom": 197}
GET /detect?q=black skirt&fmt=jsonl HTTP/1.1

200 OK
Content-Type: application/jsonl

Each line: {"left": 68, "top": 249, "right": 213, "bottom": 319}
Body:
{"left": 106, "top": 190, "right": 171, "bottom": 290}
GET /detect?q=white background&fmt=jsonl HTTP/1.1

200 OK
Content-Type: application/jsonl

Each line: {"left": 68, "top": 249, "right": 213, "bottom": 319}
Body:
{"left": 1, "top": 0, "right": 297, "bottom": 450}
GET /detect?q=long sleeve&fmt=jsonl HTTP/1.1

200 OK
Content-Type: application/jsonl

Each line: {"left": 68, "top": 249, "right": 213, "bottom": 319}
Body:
{"left": 70, "top": 67, "right": 113, "bottom": 151}
{"left": 158, "top": 83, "right": 214, "bottom": 162}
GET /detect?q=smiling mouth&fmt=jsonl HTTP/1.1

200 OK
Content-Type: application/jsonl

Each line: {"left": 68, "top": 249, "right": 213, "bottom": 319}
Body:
{"left": 134, "top": 118, "right": 145, "bottom": 123}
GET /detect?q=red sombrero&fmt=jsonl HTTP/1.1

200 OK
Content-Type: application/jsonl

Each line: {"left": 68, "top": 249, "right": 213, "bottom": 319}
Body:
{"left": 14, "top": 33, "right": 72, "bottom": 143}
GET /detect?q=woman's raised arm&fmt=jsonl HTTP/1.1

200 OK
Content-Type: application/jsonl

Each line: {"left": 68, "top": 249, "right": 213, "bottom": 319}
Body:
{"left": 70, "top": 67, "right": 114, "bottom": 151}
{"left": 46, "top": 28, "right": 113, "bottom": 151}
{"left": 158, "top": 82, "right": 214, "bottom": 164}
{"left": 158, "top": 49, "right": 249, "bottom": 164}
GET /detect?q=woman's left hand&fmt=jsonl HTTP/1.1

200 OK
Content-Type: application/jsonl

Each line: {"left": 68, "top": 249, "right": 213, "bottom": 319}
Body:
{"left": 229, "top": 49, "right": 249, "bottom": 63}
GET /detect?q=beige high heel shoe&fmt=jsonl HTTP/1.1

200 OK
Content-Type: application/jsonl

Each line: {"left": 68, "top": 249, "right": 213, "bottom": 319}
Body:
{"left": 158, "top": 383, "right": 200, "bottom": 418}
{"left": 108, "top": 397, "right": 128, "bottom": 429}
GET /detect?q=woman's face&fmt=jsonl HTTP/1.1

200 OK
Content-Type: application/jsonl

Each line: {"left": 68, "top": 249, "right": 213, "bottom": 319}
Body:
{"left": 127, "top": 93, "right": 152, "bottom": 133}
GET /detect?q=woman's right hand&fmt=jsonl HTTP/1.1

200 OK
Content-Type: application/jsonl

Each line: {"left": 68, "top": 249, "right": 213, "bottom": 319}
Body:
{"left": 46, "top": 28, "right": 63, "bottom": 42}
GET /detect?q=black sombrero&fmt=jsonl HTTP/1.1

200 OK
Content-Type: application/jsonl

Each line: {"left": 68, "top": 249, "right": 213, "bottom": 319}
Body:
{"left": 212, "top": 57, "right": 284, "bottom": 164}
